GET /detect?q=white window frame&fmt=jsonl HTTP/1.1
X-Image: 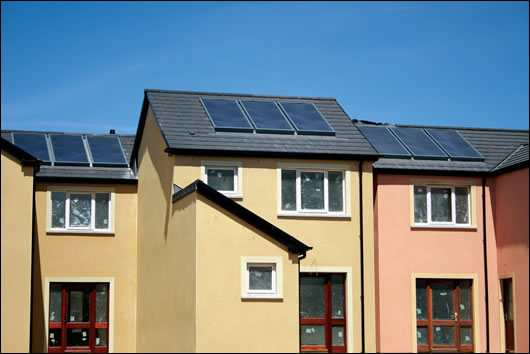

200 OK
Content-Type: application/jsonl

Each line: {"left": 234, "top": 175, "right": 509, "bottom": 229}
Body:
{"left": 414, "top": 185, "right": 471, "bottom": 226}
{"left": 241, "top": 256, "right": 283, "bottom": 299}
{"left": 246, "top": 262, "right": 276, "bottom": 296}
{"left": 47, "top": 186, "right": 114, "bottom": 234}
{"left": 201, "top": 160, "right": 243, "bottom": 198}
{"left": 280, "top": 168, "right": 346, "bottom": 216}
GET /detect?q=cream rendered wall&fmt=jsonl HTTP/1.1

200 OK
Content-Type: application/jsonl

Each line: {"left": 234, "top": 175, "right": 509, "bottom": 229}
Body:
{"left": 136, "top": 107, "right": 197, "bottom": 352}
{"left": 493, "top": 168, "right": 529, "bottom": 353}
{"left": 31, "top": 182, "right": 137, "bottom": 352}
{"left": 172, "top": 156, "right": 376, "bottom": 353}
{"left": 195, "top": 195, "right": 300, "bottom": 352}
{"left": 1, "top": 150, "right": 34, "bottom": 353}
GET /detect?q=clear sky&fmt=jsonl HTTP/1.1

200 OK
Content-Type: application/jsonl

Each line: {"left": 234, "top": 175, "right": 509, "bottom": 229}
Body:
{"left": 1, "top": 1, "right": 528, "bottom": 134}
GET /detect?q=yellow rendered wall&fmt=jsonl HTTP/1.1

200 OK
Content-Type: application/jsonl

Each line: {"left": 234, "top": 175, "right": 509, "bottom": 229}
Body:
{"left": 172, "top": 155, "right": 376, "bottom": 353}
{"left": 136, "top": 107, "right": 197, "bottom": 352}
{"left": 1, "top": 150, "right": 34, "bottom": 353}
{"left": 195, "top": 195, "right": 300, "bottom": 352}
{"left": 31, "top": 182, "right": 138, "bottom": 353}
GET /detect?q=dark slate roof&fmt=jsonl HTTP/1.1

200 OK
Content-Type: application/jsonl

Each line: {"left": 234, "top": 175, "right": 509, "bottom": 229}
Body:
{"left": 134, "top": 89, "right": 377, "bottom": 160}
{"left": 1, "top": 130, "right": 137, "bottom": 183}
{"left": 173, "top": 179, "right": 312, "bottom": 255}
{"left": 490, "top": 144, "right": 529, "bottom": 175}
{"left": 355, "top": 123, "right": 529, "bottom": 175}
{"left": 0, "top": 137, "right": 41, "bottom": 167}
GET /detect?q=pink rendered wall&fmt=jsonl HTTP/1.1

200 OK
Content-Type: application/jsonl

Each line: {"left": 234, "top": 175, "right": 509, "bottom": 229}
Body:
{"left": 493, "top": 168, "right": 529, "bottom": 353}
{"left": 374, "top": 174, "right": 501, "bottom": 353}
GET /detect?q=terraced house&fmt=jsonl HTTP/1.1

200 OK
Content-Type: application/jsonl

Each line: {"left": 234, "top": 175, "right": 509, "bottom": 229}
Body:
{"left": 1, "top": 88, "right": 528, "bottom": 353}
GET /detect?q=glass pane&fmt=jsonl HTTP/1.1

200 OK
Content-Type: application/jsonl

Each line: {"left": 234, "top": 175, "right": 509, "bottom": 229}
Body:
{"left": 96, "top": 284, "right": 108, "bottom": 322}
{"left": 331, "top": 274, "right": 345, "bottom": 318}
{"left": 67, "top": 328, "right": 90, "bottom": 347}
{"left": 432, "top": 326, "right": 455, "bottom": 345}
{"left": 49, "top": 328, "right": 61, "bottom": 347}
{"left": 328, "top": 171, "right": 344, "bottom": 212}
{"left": 300, "top": 277, "right": 325, "bottom": 318}
{"left": 95, "top": 194, "right": 109, "bottom": 229}
{"left": 301, "top": 325, "right": 326, "bottom": 346}
{"left": 460, "top": 326, "right": 472, "bottom": 345}
{"left": 301, "top": 171, "right": 324, "bottom": 210}
{"left": 49, "top": 284, "right": 62, "bottom": 322}
{"left": 70, "top": 194, "right": 92, "bottom": 227}
{"left": 459, "top": 280, "right": 472, "bottom": 321}
{"left": 455, "top": 187, "right": 469, "bottom": 224}
{"left": 414, "top": 186, "right": 427, "bottom": 223}
{"left": 248, "top": 266, "right": 273, "bottom": 291}
{"left": 281, "top": 170, "right": 296, "bottom": 211}
{"left": 415, "top": 279, "right": 427, "bottom": 320}
{"left": 206, "top": 168, "right": 235, "bottom": 192}
{"left": 332, "top": 325, "right": 345, "bottom": 346}
{"left": 68, "top": 289, "right": 90, "bottom": 322}
{"left": 432, "top": 283, "right": 454, "bottom": 320}
{"left": 431, "top": 188, "right": 452, "bottom": 222}
{"left": 417, "top": 326, "right": 428, "bottom": 346}
{"left": 96, "top": 328, "right": 108, "bottom": 347}
{"left": 51, "top": 192, "right": 66, "bottom": 228}
{"left": 506, "top": 281, "right": 513, "bottom": 320}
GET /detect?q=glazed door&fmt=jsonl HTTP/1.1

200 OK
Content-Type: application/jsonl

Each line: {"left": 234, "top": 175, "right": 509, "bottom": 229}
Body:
{"left": 502, "top": 278, "right": 514, "bottom": 352}
{"left": 416, "top": 279, "right": 473, "bottom": 353}
{"left": 300, "top": 274, "right": 346, "bottom": 353}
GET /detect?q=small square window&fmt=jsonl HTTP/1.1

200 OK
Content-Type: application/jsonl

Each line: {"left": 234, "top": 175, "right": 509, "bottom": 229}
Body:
{"left": 247, "top": 263, "right": 276, "bottom": 295}
{"left": 204, "top": 165, "right": 240, "bottom": 197}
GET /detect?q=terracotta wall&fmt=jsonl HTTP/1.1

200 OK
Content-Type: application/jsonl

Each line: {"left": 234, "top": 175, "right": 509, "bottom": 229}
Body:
{"left": 493, "top": 168, "right": 529, "bottom": 353}
{"left": 374, "top": 173, "right": 501, "bottom": 352}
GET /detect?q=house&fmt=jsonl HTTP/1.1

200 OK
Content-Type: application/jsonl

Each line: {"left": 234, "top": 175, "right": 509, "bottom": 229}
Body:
{"left": 1, "top": 88, "right": 528, "bottom": 353}
{"left": 1, "top": 137, "right": 41, "bottom": 353}
{"left": 355, "top": 122, "right": 529, "bottom": 353}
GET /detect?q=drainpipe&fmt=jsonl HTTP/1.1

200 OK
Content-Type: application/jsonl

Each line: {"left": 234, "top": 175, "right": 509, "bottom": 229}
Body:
{"left": 359, "top": 160, "right": 365, "bottom": 353}
{"left": 29, "top": 170, "right": 38, "bottom": 352}
{"left": 482, "top": 176, "right": 490, "bottom": 352}
{"left": 298, "top": 251, "right": 307, "bottom": 353}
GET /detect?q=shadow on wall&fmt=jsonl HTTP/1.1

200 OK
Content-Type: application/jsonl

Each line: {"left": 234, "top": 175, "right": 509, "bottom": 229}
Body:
{"left": 31, "top": 204, "right": 45, "bottom": 352}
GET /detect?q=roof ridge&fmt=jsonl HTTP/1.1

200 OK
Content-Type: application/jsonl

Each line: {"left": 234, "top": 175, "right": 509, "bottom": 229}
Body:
{"left": 2, "top": 129, "right": 135, "bottom": 137}
{"left": 145, "top": 88, "right": 337, "bottom": 101}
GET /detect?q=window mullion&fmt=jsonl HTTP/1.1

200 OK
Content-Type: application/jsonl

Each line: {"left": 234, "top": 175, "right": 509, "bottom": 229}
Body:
{"left": 426, "top": 187, "right": 432, "bottom": 224}
{"left": 296, "top": 170, "right": 301, "bottom": 212}
{"left": 65, "top": 193, "right": 71, "bottom": 229}
{"left": 91, "top": 193, "right": 95, "bottom": 230}
{"left": 324, "top": 171, "right": 329, "bottom": 212}
{"left": 451, "top": 187, "right": 456, "bottom": 224}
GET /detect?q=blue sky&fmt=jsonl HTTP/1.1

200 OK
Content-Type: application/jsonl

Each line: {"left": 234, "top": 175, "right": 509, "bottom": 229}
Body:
{"left": 1, "top": 1, "right": 528, "bottom": 134}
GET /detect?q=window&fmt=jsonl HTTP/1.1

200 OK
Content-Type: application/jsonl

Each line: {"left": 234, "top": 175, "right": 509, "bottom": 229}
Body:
{"left": 202, "top": 160, "right": 243, "bottom": 198}
{"left": 413, "top": 186, "right": 470, "bottom": 226}
{"left": 281, "top": 169, "right": 345, "bottom": 215}
{"left": 50, "top": 192, "right": 112, "bottom": 232}
{"left": 48, "top": 283, "right": 109, "bottom": 353}
{"left": 247, "top": 263, "right": 276, "bottom": 296}
{"left": 241, "top": 257, "right": 282, "bottom": 299}
{"left": 300, "top": 273, "right": 346, "bottom": 353}
{"left": 415, "top": 279, "right": 473, "bottom": 353}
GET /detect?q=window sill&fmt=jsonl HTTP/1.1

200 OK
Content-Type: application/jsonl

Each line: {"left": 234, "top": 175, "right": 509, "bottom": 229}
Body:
{"left": 47, "top": 230, "right": 115, "bottom": 236}
{"left": 241, "top": 295, "right": 283, "bottom": 300}
{"left": 278, "top": 212, "right": 351, "bottom": 218}
{"left": 411, "top": 225, "right": 477, "bottom": 231}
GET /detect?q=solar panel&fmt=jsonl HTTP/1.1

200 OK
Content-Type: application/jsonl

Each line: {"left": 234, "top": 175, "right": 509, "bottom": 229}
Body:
{"left": 390, "top": 127, "right": 448, "bottom": 158}
{"left": 86, "top": 136, "right": 128, "bottom": 166}
{"left": 201, "top": 98, "right": 253, "bottom": 132}
{"left": 357, "top": 126, "right": 411, "bottom": 157}
{"left": 278, "top": 102, "right": 335, "bottom": 135}
{"left": 12, "top": 133, "right": 51, "bottom": 162}
{"left": 425, "top": 129, "right": 484, "bottom": 160}
{"left": 240, "top": 100, "right": 294, "bottom": 133}
{"left": 50, "top": 134, "right": 90, "bottom": 165}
